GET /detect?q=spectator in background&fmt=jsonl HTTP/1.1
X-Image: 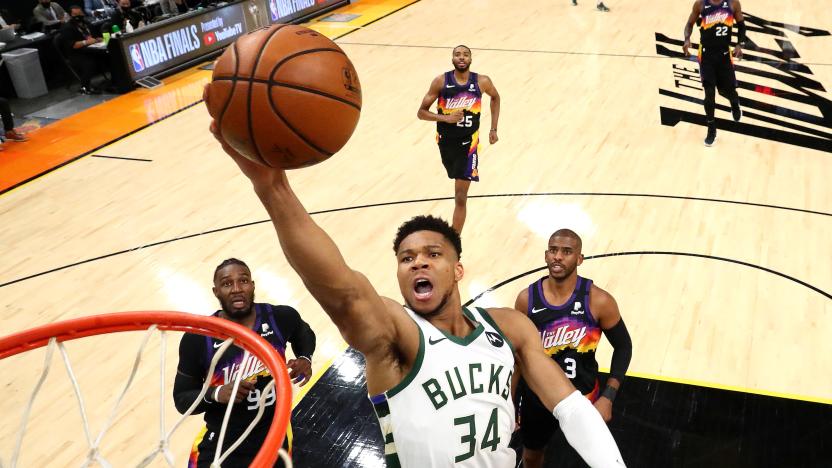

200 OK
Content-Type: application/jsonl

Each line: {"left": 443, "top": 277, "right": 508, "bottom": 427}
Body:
{"left": 159, "top": 0, "right": 183, "bottom": 16}
{"left": 106, "top": 0, "right": 147, "bottom": 33}
{"left": 84, "top": 0, "right": 117, "bottom": 17}
{"left": 0, "top": 97, "right": 29, "bottom": 152}
{"left": 0, "top": 9, "right": 21, "bottom": 31}
{"left": 33, "top": 0, "right": 69, "bottom": 29}
{"left": 58, "top": 5, "right": 105, "bottom": 94}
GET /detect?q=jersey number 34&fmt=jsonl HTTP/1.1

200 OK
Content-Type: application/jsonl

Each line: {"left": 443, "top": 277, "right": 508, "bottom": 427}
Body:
{"left": 453, "top": 408, "right": 501, "bottom": 462}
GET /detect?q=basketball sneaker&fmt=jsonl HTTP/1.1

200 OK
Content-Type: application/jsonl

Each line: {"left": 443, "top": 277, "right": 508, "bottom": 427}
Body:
{"left": 5, "top": 130, "right": 28, "bottom": 142}
{"left": 704, "top": 121, "right": 717, "bottom": 147}
{"left": 597, "top": 2, "right": 610, "bottom": 11}
{"left": 731, "top": 99, "right": 742, "bottom": 121}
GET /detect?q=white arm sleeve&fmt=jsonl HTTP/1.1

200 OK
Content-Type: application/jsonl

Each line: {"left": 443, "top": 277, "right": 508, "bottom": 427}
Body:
{"left": 553, "top": 390, "right": 626, "bottom": 468}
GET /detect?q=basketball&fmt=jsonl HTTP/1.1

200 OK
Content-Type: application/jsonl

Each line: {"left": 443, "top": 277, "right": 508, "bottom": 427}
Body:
{"left": 205, "top": 24, "right": 362, "bottom": 169}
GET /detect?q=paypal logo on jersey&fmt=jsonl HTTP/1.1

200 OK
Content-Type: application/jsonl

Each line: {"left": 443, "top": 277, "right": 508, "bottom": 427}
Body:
{"left": 129, "top": 44, "right": 145, "bottom": 72}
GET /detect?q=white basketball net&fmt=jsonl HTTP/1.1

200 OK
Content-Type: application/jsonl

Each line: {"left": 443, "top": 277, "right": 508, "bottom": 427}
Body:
{"left": 0, "top": 326, "right": 292, "bottom": 468}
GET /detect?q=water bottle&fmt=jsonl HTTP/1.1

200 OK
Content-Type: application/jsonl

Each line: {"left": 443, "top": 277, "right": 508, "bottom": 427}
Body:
{"left": 248, "top": 0, "right": 262, "bottom": 29}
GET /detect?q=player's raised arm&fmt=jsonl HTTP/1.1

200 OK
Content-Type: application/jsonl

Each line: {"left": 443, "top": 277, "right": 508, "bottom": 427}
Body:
{"left": 417, "top": 74, "right": 461, "bottom": 123}
{"left": 683, "top": 0, "right": 703, "bottom": 56}
{"left": 489, "top": 307, "right": 626, "bottom": 467}
{"left": 206, "top": 114, "right": 398, "bottom": 356}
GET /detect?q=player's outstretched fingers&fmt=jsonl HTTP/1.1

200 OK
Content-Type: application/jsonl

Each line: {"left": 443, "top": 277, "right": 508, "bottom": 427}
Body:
{"left": 232, "top": 379, "right": 257, "bottom": 403}
{"left": 287, "top": 358, "right": 313, "bottom": 386}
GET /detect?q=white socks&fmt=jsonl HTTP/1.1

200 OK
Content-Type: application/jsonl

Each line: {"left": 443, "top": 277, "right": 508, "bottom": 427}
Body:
{"left": 553, "top": 390, "right": 626, "bottom": 467}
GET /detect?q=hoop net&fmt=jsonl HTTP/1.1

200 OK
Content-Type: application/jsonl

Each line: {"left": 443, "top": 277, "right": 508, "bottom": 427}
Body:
{"left": 0, "top": 311, "right": 293, "bottom": 468}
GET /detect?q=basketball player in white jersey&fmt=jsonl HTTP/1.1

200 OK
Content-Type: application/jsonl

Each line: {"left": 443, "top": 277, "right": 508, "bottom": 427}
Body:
{"left": 205, "top": 100, "right": 625, "bottom": 466}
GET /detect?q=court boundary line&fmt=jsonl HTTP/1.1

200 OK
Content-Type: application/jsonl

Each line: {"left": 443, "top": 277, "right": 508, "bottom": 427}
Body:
{"left": 463, "top": 250, "right": 831, "bottom": 304}
{"left": 292, "top": 349, "right": 344, "bottom": 407}
{"left": 2, "top": 192, "right": 830, "bottom": 288}
{"left": 335, "top": 41, "right": 832, "bottom": 66}
{"left": 462, "top": 254, "right": 832, "bottom": 405}
{"left": 91, "top": 155, "right": 154, "bottom": 162}
{"left": 610, "top": 369, "right": 832, "bottom": 406}
{"left": 0, "top": 1, "right": 422, "bottom": 198}
{"left": 331, "top": 0, "right": 422, "bottom": 41}
{"left": 0, "top": 100, "right": 204, "bottom": 197}
{"left": 3, "top": 2, "right": 828, "bottom": 196}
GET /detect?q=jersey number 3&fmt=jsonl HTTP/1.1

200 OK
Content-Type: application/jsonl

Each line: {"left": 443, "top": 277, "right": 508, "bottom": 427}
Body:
{"left": 563, "top": 357, "right": 577, "bottom": 379}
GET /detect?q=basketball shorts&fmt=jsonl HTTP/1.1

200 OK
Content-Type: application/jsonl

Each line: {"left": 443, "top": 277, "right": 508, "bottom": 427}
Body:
{"left": 516, "top": 378, "right": 600, "bottom": 451}
{"left": 189, "top": 425, "right": 290, "bottom": 468}
{"left": 437, "top": 131, "right": 480, "bottom": 181}
{"left": 698, "top": 46, "right": 737, "bottom": 90}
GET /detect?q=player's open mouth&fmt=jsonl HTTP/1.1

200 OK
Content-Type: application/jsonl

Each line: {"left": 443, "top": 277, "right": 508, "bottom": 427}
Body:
{"left": 551, "top": 264, "right": 565, "bottom": 273}
{"left": 414, "top": 279, "right": 434, "bottom": 301}
{"left": 231, "top": 297, "right": 246, "bottom": 307}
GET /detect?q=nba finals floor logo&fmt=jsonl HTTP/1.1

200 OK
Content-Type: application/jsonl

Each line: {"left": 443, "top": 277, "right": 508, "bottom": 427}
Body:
{"left": 655, "top": 13, "right": 831, "bottom": 153}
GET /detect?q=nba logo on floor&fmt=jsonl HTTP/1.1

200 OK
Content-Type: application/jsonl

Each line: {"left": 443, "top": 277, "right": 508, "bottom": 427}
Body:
{"left": 130, "top": 45, "right": 145, "bottom": 73}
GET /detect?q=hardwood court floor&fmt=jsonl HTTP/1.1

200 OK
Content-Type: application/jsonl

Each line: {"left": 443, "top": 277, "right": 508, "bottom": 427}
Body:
{"left": 1, "top": 0, "right": 830, "bottom": 465}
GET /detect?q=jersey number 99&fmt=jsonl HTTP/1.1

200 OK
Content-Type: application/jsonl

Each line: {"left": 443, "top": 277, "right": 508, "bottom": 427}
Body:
{"left": 246, "top": 384, "right": 276, "bottom": 410}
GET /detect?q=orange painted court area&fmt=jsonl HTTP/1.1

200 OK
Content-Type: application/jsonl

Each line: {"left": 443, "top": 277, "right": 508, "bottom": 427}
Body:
{"left": 0, "top": 69, "right": 209, "bottom": 193}
{"left": 0, "top": 0, "right": 415, "bottom": 194}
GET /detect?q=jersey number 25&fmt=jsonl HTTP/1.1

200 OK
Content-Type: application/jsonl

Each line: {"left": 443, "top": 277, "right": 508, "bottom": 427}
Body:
{"left": 456, "top": 115, "right": 473, "bottom": 128}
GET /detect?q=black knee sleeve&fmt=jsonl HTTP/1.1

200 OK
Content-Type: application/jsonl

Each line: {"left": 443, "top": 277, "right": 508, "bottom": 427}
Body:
{"left": 718, "top": 86, "right": 738, "bottom": 102}
{"left": 704, "top": 85, "right": 716, "bottom": 121}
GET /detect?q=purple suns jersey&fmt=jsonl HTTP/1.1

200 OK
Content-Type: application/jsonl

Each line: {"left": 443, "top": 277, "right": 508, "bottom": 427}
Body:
{"left": 700, "top": 0, "right": 735, "bottom": 48}
{"left": 525, "top": 276, "right": 602, "bottom": 398}
{"left": 436, "top": 71, "right": 482, "bottom": 139}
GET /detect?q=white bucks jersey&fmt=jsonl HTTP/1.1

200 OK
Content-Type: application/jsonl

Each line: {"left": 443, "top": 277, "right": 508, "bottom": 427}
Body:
{"left": 370, "top": 307, "right": 516, "bottom": 467}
